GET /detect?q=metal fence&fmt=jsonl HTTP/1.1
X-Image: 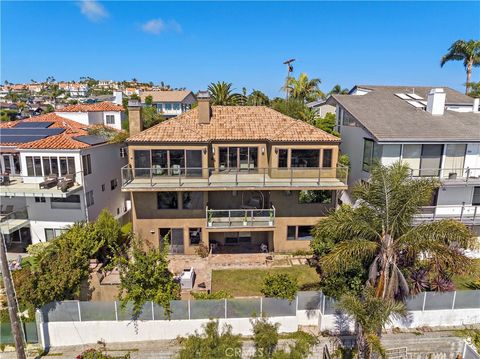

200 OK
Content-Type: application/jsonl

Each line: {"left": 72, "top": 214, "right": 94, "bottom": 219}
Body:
{"left": 37, "top": 290, "right": 480, "bottom": 323}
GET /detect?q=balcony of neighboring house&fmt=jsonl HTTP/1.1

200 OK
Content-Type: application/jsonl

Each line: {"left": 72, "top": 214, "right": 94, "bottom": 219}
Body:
{"left": 413, "top": 204, "right": 480, "bottom": 226}
{"left": 0, "top": 172, "right": 83, "bottom": 198}
{"left": 0, "top": 207, "right": 31, "bottom": 253}
{"left": 408, "top": 167, "right": 480, "bottom": 186}
{"left": 121, "top": 165, "right": 348, "bottom": 191}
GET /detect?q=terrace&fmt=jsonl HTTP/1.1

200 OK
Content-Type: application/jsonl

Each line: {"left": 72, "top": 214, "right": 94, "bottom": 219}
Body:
{"left": 413, "top": 204, "right": 480, "bottom": 226}
{"left": 409, "top": 167, "right": 480, "bottom": 185}
{"left": 121, "top": 165, "right": 348, "bottom": 191}
{"left": 0, "top": 173, "right": 83, "bottom": 198}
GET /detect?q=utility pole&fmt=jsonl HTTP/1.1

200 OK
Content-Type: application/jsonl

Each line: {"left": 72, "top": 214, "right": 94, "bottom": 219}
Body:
{"left": 0, "top": 233, "right": 26, "bottom": 359}
{"left": 283, "top": 58, "right": 295, "bottom": 100}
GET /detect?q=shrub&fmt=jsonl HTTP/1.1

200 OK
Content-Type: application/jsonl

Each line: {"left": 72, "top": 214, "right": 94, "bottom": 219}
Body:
{"left": 260, "top": 273, "right": 298, "bottom": 301}
{"left": 251, "top": 317, "right": 279, "bottom": 358}
{"left": 195, "top": 243, "right": 210, "bottom": 258}
{"left": 191, "top": 290, "right": 232, "bottom": 300}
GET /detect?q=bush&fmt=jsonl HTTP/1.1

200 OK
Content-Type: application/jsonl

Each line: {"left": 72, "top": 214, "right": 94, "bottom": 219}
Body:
{"left": 191, "top": 290, "right": 232, "bottom": 300}
{"left": 76, "top": 349, "right": 130, "bottom": 359}
{"left": 260, "top": 273, "right": 298, "bottom": 301}
{"left": 251, "top": 317, "right": 279, "bottom": 358}
{"left": 195, "top": 243, "right": 209, "bottom": 258}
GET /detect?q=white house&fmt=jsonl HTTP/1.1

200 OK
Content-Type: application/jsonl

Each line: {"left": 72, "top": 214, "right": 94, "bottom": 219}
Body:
{"left": 55, "top": 102, "right": 125, "bottom": 131}
{"left": 0, "top": 113, "right": 129, "bottom": 250}
{"left": 327, "top": 85, "right": 480, "bottom": 234}
{"left": 140, "top": 90, "right": 196, "bottom": 118}
{"left": 306, "top": 99, "right": 336, "bottom": 118}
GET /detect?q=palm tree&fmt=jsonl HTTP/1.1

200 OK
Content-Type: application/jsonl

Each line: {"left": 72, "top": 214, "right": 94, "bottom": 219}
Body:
{"left": 283, "top": 73, "right": 324, "bottom": 102}
{"left": 328, "top": 84, "right": 349, "bottom": 96}
{"left": 440, "top": 39, "right": 480, "bottom": 94}
{"left": 313, "top": 162, "right": 475, "bottom": 300}
{"left": 247, "top": 90, "right": 270, "bottom": 106}
{"left": 340, "top": 289, "right": 406, "bottom": 359}
{"left": 207, "top": 81, "right": 244, "bottom": 105}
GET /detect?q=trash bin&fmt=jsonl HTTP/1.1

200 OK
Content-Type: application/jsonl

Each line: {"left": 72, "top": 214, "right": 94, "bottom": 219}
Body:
{"left": 180, "top": 267, "right": 196, "bottom": 290}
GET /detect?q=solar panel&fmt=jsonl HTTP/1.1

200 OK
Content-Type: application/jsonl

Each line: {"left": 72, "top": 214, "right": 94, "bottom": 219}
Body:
{"left": 73, "top": 135, "right": 108, "bottom": 145}
{"left": 407, "top": 93, "right": 424, "bottom": 100}
{"left": 406, "top": 100, "right": 425, "bottom": 109}
{"left": 0, "top": 128, "right": 64, "bottom": 136}
{"left": 0, "top": 135, "right": 49, "bottom": 144}
{"left": 418, "top": 100, "right": 428, "bottom": 106}
{"left": 13, "top": 121, "right": 53, "bottom": 128}
{"left": 395, "top": 93, "right": 411, "bottom": 100}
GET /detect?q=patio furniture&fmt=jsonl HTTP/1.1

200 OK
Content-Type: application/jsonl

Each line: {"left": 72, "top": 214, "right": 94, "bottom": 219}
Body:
{"left": 171, "top": 164, "right": 181, "bottom": 176}
{"left": 57, "top": 174, "right": 75, "bottom": 192}
{"left": 39, "top": 174, "right": 58, "bottom": 189}
{"left": 152, "top": 165, "right": 165, "bottom": 176}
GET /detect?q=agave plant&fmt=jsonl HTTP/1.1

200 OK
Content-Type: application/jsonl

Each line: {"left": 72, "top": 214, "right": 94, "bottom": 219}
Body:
{"left": 429, "top": 275, "right": 455, "bottom": 292}
{"left": 410, "top": 269, "right": 429, "bottom": 295}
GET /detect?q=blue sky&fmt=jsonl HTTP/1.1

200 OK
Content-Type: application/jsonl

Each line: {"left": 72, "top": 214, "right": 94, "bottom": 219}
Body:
{"left": 2, "top": 1, "right": 479, "bottom": 97}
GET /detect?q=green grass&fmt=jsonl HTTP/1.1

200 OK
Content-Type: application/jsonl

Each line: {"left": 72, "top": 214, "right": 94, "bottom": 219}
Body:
{"left": 452, "top": 259, "right": 480, "bottom": 290}
{"left": 211, "top": 265, "right": 320, "bottom": 297}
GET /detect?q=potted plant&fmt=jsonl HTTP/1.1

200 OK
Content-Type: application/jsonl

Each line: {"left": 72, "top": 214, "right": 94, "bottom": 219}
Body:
{"left": 243, "top": 212, "right": 248, "bottom": 226}
{"left": 207, "top": 210, "right": 213, "bottom": 227}
{"left": 268, "top": 211, "right": 274, "bottom": 226}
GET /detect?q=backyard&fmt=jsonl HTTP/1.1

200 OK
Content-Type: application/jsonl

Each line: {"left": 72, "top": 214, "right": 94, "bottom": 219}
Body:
{"left": 452, "top": 258, "right": 480, "bottom": 289}
{"left": 211, "top": 264, "right": 320, "bottom": 297}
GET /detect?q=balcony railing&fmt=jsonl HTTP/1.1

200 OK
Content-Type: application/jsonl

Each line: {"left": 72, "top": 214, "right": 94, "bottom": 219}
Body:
{"left": 0, "top": 172, "right": 83, "bottom": 197}
{"left": 413, "top": 205, "right": 480, "bottom": 226}
{"left": 0, "top": 206, "right": 29, "bottom": 234}
{"left": 206, "top": 206, "right": 275, "bottom": 229}
{"left": 409, "top": 167, "right": 480, "bottom": 183}
{"left": 121, "top": 165, "right": 348, "bottom": 190}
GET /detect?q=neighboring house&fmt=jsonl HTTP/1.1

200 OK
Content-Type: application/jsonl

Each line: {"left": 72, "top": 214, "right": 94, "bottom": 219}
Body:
{"left": 328, "top": 85, "right": 480, "bottom": 232}
{"left": 121, "top": 94, "right": 347, "bottom": 255}
{"left": 123, "top": 88, "right": 140, "bottom": 96}
{"left": 0, "top": 113, "right": 129, "bottom": 250}
{"left": 140, "top": 90, "right": 196, "bottom": 118}
{"left": 55, "top": 102, "right": 125, "bottom": 130}
{"left": 306, "top": 99, "right": 336, "bottom": 118}
{"left": 58, "top": 83, "right": 89, "bottom": 97}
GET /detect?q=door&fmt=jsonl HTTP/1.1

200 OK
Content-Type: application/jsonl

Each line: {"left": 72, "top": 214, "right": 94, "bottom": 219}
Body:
{"left": 420, "top": 145, "right": 443, "bottom": 177}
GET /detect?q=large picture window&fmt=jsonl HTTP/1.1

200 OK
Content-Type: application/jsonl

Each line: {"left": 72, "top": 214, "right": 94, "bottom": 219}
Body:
{"left": 157, "top": 192, "right": 178, "bottom": 209}
{"left": 219, "top": 147, "right": 258, "bottom": 171}
{"left": 291, "top": 149, "right": 319, "bottom": 167}
{"left": 286, "top": 225, "right": 314, "bottom": 240}
{"left": 278, "top": 149, "right": 288, "bottom": 168}
{"left": 51, "top": 195, "right": 81, "bottom": 209}
{"left": 362, "top": 139, "right": 381, "bottom": 172}
{"left": 27, "top": 155, "right": 75, "bottom": 177}
{"left": 136, "top": 149, "right": 203, "bottom": 177}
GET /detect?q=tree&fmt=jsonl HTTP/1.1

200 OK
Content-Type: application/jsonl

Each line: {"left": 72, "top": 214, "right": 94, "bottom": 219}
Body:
{"left": 117, "top": 238, "right": 180, "bottom": 320}
{"left": 339, "top": 289, "right": 406, "bottom": 359}
{"left": 467, "top": 81, "right": 480, "bottom": 97}
{"left": 144, "top": 95, "right": 153, "bottom": 106}
{"left": 177, "top": 320, "right": 242, "bottom": 359}
{"left": 315, "top": 112, "right": 339, "bottom": 136}
{"left": 440, "top": 39, "right": 480, "bottom": 94}
{"left": 270, "top": 98, "right": 316, "bottom": 124}
{"left": 248, "top": 90, "right": 270, "bottom": 106}
{"left": 312, "top": 162, "right": 475, "bottom": 300}
{"left": 283, "top": 73, "right": 324, "bottom": 102}
{"left": 328, "top": 84, "right": 349, "bottom": 96}
{"left": 142, "top": 106, "right": 165, "bottom": 129}
{"left": 208, "top": 81, "right": 244, "bottom": 105}
{"left": 260, "top": 273, "right": 298, "bottom": 301}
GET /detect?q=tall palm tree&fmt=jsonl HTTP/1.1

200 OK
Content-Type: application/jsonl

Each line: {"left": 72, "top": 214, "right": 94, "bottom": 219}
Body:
{"left": 340, "top": 289, "right": 406, "bottom": 359}
{"left": 283, "top": 73, "right": 324, "bottom": 102}
{"left": 207, "top": 81, "right": 244, "bottom": 105}
{"left": 313, "top": 162, "right": 475, "bottom": 300}
{"left": 440, "top": 39, "right": 480, "bottom": 94}
{"left": 247, "top": 90, "right": 270, "bottom": 106}
{"left": 328, "top": 84, "right": 349, "bottom": 96}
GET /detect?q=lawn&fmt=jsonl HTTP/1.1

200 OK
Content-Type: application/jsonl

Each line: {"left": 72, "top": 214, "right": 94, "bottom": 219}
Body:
{"left": 452, "top": 258, "right": 480, "bottom": 290}
{"left": 211, "top": 265, "right": 320, "bottom": 297}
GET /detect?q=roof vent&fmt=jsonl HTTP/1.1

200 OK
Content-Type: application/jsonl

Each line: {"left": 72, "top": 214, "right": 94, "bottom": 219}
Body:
{"left": 426, "top": 88, "right": 446, "bottom": 116}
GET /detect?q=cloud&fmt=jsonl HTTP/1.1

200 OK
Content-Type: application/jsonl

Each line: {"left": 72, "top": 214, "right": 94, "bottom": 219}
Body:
{"left": 78, "top": 0, "right": 109, "bottom": 22}
{"left": 141, "top": 19, "right": 182, "bottom": 35}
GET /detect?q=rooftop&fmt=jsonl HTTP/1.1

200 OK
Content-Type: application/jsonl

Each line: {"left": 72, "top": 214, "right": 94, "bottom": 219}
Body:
{"left": 127, "top": 105, "right": 340, "bottom": 143}
{"left": 329, "top": 85, "right": 480, "bottom": 142}
{"left": 57, "top": 102, "right": 124, "bottom": 113}
{"left": 140, "top": 90, "right": 193, "bottom": 103}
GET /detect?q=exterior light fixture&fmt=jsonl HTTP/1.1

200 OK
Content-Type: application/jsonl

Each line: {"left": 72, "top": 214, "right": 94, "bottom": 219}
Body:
{"left": 274, "top": 148, "right": 278, "bottom": 154}
{"left": 261, "top": 147, "right": 265, "bottom": 155}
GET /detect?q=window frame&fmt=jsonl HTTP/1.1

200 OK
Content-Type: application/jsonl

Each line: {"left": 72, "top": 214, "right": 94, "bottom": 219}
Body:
{"left": 82, "top": 154, "right": 92, "bottom": 176}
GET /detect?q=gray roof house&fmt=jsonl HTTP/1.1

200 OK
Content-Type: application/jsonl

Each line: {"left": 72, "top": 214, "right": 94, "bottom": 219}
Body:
{"left": 327, "top": 85, "right": 480, "bottom": 231}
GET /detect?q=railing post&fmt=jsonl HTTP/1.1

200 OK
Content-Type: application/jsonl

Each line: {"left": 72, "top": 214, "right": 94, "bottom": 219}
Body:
{"left": 228, "top": 210, "right": 231, "bottom": 226}
{"left": 152, "top": 301, "right": 155, "bottom": 320}
{"left": 263, "top": 168, "right": 266, "bottom": 186}
{"left": 235, "top": 171, "right": 238, "bottom": 186}
{"left": 224, "top": 298, "right": 227, "bottom": 319}
{"left": 150, "top": 168, "right": 153, "bottom": 187}
{"left": 466, "top": 167, "right": 470, "bottom": 183}
{"left": 114, "top": 301, "right": 118, "bottom": 321}
{"left": 451, "top": 291, "right": 456, "bottom": 310}
{"left": 318, "top": 167, "right": 321, "bottom": 185}
{"left": 422, "top": 292, "right": 427, "bottom": 311}
{"left": 179, "top": 172, "right": 182, "bottom": 186}
{"left": 188, "top": 299, "right": 191, "bottom": 320}
{"left": 290, "top": 167, "right": 293, "bottom": 186}
{"left": 460, "top": 202, "right": 465, "bottom": 222}
{"left": 260, "top": 297, "right": 263, "bottom": 316}
{"left": 207, "top": 167, "right": 211, "bottom": 186}
{"left": 474, "top": 206, "right": 478, "bottom": 225}
{"left": 77, "top": 300, "right": 82, "bottom": 322}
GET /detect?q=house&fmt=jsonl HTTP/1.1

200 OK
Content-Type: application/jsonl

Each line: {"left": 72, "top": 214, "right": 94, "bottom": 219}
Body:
{"left": 0, "top": 113, "right": 129, "bottom": 250}
{"left": 123, "top": 88, "right": 140, "bottom": 96}
{"left": 327, "top": 85, "right": 480, "bottom": 232}
{"left": 121, "top": 94, "right": 347, "bottom": 255}
{"left": 58, "top": 82, "right": 89, "bottom": 97}
{"left": 140, "top": 90, "right": 196, "bottom": 118}
{"left": 306, "top": 99, "right": 336, "bottom": 118}
{"left": 55, "top": 102, "right": 125, "bottom": 130}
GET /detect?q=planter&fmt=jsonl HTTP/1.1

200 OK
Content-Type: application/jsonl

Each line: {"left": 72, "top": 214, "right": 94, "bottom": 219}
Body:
{"left": 243, "top": 221, "right": 248, "bottom": 226}
{"left": 448, "top": 173, "right": 457, "bottom": 179}
{"left": 268, "top": 220, "right": 274, "bottom": 226}
{"left": 208, "top": 221, "right": 213, "bottom": 227}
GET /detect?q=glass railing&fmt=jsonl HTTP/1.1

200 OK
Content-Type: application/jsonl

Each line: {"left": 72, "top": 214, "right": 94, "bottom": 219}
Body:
{"left": 206, "top": 206, "right": 275, "bottom": 228}
{"left": 0, "top": 171, "right": 83, "bottom": 194}
{"left": 413, "top": 205, "right": 480, "bottom": 225}
{"left": 0, "top": 206, "right": 29, "bottom": 234}
{"left": 121, "top": 165, "right": 348, "bottom": 188}
{"left": 408, "top": 167, "right": 480, "bottom": 182}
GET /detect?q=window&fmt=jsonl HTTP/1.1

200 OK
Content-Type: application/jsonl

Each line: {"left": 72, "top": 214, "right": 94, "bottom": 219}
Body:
{"left": 157, "top": 192, "right": 178, "bottom": 209}
{"left": 342, "top": 111, "right": 357, "bottom": 126}
{"left": 106, "top": 115, "right": 115, "bottom": 124}
{"left": 134, "top": 150, "right": 151, "bottom": 177}
{"left": 219, "top": 147, "right": 258, "bottom": 171}
{"left": 120, "top": 147, "right": 127, "bottom": 158}
{"left": 473, "top": 187, "right": 480, "bottom": 206}
{"left": 362, "top": 139, "right": 381, "bottom": 172}
{"left": 298, "top": 190, "right": 332, "bottom": 204}
{"left": 291, "top": 149, "right": 319, "bottom": 167}
{"left": 157, "top": 103, "right": 163, "bottom": 112}
{"left": 159, "top": 228, "right": 184, "bottom": 254}
{"left": 51, "top": 195, "right": 81, "bottom": 209}
{"left": 173, "top": 103, "right": 180, "bottom": 111}
{"left": 44, "top": 228, "right": 65, "bottom": 241}
{"left": 35, "top": 197, "right": 46, "bottom": 203}
{"left": 86, "top": 191, "right": 94, "bottom": 207}
{"left": 278, "top": 149, "right": 288, "bottom": 168}
{"left": 419, "top": 144, "right": 443, "bottom": 177}
{"left": 82, "top": 154, "right": 92, "bottom": 175}
{"left": 110, "top": 178, "right": 118, "bottom": 190}
{"left": 165, "top": 103, "right": 172, "bottom": 111}
{"left": 287, "top": 225, "right": 314, "bottom": 240}
{"left": 26, "top": 156, "right": 42, "bottom": 176}
{"left": 322, "top": 149, "right": 332, "bottom": 168}
{"left": 59, "top": 157, "right": 68, "bottom": 175}
{"left": 101, "top": 184, "right": 105, "bottom": 191}
{"left": 182, "top": 192, "right": 203, "bottom": 209}
{"left": 189, "top": 228, "right": 202, "bottom": 245}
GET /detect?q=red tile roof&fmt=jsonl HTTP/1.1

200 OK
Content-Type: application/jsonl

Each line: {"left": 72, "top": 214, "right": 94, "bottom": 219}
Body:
{"left": 58, "top": 102, "right": 124, "bottom": 113}
{"left": 18, "top": 133, "right": 90, "bottom": 149}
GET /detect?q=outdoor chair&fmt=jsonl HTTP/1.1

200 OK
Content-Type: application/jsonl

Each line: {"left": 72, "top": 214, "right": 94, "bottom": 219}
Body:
{"left": 0, "top": 173, "right": 10, "bottom": 186}
{"left": 39, "top": 174, "right": 58, "bottom": 189}
{"left": 57, "top": 174, "right": 75, "bottom": 192}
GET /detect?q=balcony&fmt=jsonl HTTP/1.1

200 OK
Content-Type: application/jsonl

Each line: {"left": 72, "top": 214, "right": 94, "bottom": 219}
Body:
{"left": 0, "top": 207, "right": 29, "bottom": 235}
{"left": 413, "top": 205, "right": 480, "bottom": 226}
{"left": 0, "top": 173, "right": 83, "bottom": 198}
{"left": 206, "top": 206, "right": 275, "bottom": 229}
{"left": 409, "top": 167, "right": 480, "bottom": 185}
{"left": 121, "top": 166, "right": 348, "bottom": 191}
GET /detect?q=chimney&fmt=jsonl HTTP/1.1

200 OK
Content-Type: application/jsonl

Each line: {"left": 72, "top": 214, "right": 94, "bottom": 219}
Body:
{"left": 426, "top": 88, "right": 446, "bottom": 115}
{"left": 473, "top": 98, "right": 479, "bottom": 113}
{"left": 128, "top": 100, "right": 143, "bottom": 136}
{"left": 197, "top": 91, "right": 211, "bottom": 124}
{"left": 113, "top": 91, "right": 123, "bottom": 105}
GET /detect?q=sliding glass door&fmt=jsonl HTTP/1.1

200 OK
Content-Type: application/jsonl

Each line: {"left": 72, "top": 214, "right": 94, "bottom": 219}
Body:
{"left": 219, "top": 147, "right": 258, "bottom": 172}
{"left": 419, "top": 145, "right": 443, "bottom": 177}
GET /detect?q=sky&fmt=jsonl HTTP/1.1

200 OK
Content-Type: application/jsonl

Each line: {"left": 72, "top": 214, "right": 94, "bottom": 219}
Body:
{"left": 1, "top": 1, "right": 479, "bottom": 97}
